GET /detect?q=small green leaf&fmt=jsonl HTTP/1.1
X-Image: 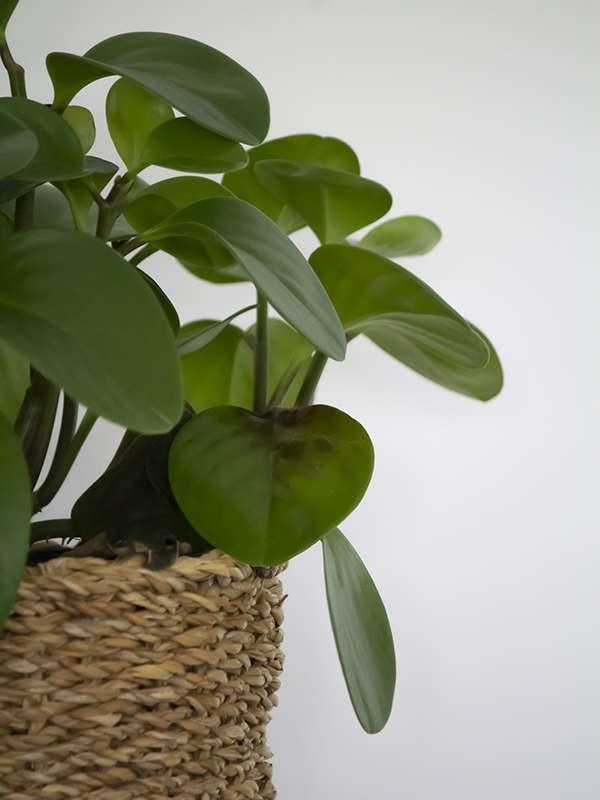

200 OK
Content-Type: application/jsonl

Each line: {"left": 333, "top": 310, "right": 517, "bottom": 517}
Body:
{"left": 177, "top": 305, "right": 255, "bottom": 355}
{"left": 0, "top": 229, "right": 183, "bottom": 432}
{"left": 360, "top": 215, "right": 442, "bottom": 257}
{"left": 322, "top": 528, "right": 396, "bottom": 733}
{"left": 142, "top": 196, "right": 346, "bottom": 360}
{"left": 0, "top": 411, "right": 31, "bottom": 628}
{"left": 255, "top": 159, "right": 392, "bottom": 244}
{"left": 48, "top": 32, "right": 270, "bottom": 144}
{"left": 0, "top": 97, "right": 85, "bottom": 183}
{"left": 106, "top": 77, "right": 174, "bottom": 171}
{"left": 169, "top": 404, "right": 374, "bottom": 565}
{"left": 0, "top": 338, "right": 29, "bottom": 422}
{"left": 223, "top": 133, "right": 359, "bottom": 232}
{"left": 140, "top": 117, "right": 248, "bottom": 174}
{"left": 310, "top": 244, "right": 489, "bottom": 368}
{"left": 180, "top": 322, "right": 244, "bottom": 411}
{"left": 62, "top": 105, "right": 96, "bottom": 153}
{"left": 0, "top": 110, "right": 37, "bottom": 179}
{"left": 0, "top": 1, "right": 20, "bottom": 34}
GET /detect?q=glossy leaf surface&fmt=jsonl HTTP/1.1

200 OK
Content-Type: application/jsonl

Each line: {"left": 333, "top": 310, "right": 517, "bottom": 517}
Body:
{"left": 180, "top": 322, "right": 244, "bottom": 411}
{"left": 223, "top": 133, "right": 360, "bottom": 232}
{"left": 310, "top": 245, "right": 489, "bottom": 368}
{"left": 62, "top": 105, "right": 96, "bottom": 153}
{"left": 143, "top": 197, "right": 346, "bottom": 360}
{"left": 0, "top": 229, "right": 183, "bottom": 432}
{"left": 0, "top": 338, "right": 29, "bottom": 422}
{"left": 48, "top": 32, "right": 270, "bottom": 144}
{"left": 0, "top": 110, "right": 37, "bottom": 179}
{"left": 255, "top": 159, "right": 392, "bottom": 244}
{"left": 360, "top": 215, "right": 442, "bottom": 257}
{"left": 322, "top": 528, "right": 396, "bottom": 733}
{"left": 169, "top": 404, "right": 374, "bottom": 565}
{"left": 0, "top": 412, "right": 31, "bottom": 628}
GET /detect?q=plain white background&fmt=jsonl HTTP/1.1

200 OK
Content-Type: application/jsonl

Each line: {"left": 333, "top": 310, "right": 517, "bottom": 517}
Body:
{"left": 9, "top": 1, "right": 599, "bottom": 797}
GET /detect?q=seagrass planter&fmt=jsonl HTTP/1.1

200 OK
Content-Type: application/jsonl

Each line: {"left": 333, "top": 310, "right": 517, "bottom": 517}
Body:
{"left": 0, "top": 550, "right": 285, "bottom": 800}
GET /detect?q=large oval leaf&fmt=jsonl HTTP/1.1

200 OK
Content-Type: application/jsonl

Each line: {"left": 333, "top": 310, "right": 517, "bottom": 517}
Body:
{"left": 48, "top": 33, "right": 270, "bottom": 144}
{"left": 223, "top": 133, "right": 360, "bottom": 233}
{"left": 360, "top": 215, "right": 442, "bottom": 257}
{"left": 143, "top": 196, "right": 346, "bottom": 360}
{"left": 254, "top": 159, "right": 392, "bottom": 244}
{"left": 169, "top": 404, "right": 374, "bottom": 565}
{"left": 310, "top": 244, "right": 489, "bottom": 368}
{"left": 0, "top": 338, "right": 29, "bottom": 422}
{"left": 322, "top": 528, "right": 396, "bottom": 733}
{"left": 0, "top": 412, "right": 31, "bottom": 628}
{"left": 180, "top": 322, "right": 244, "bottom": 412}
{"left": 0, "top": 229, "right": 183, "bottom": 432}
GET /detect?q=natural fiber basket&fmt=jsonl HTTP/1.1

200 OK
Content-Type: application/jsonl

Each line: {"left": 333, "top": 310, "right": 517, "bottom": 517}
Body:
{"left": 0, "top": 550, "right": 285, "bottom": 800}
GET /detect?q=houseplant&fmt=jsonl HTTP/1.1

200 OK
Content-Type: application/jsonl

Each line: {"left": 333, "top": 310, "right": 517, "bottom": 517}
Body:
{"left": 0, "top": 0, "right": 503, "bottom": 795}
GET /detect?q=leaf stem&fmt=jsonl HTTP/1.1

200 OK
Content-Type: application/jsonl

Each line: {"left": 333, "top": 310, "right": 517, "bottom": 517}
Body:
{"left": 33, "top": 394, "right": 78, "bottom": 512}
{"left": 0, "top": 36, "right": 26, "bottom": 97}
{"left": 295, "top": 351, "right": 328, "bottom": 406}
{"left": 253, "top": 290, "right": 269, "bottom": 413}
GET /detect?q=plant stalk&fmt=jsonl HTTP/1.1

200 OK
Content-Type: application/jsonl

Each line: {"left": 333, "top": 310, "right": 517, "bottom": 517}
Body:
{"left": 253, "top": 290, "right": 269, "bottom": 414}
{"left": 295, "top": 351, "right": 328, "bottom": 406}
{"left": 0, "top": 36, "right": 26, "bottom": 97}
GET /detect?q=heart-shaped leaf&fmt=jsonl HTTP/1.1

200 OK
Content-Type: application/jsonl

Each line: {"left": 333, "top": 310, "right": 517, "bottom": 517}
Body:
{"left": 368, "top": 322, "right": 503, "bottom": 400}
{"left": 180, "top": 322, "right": 244, "bottom": 411}
{"left": 142, "top": 196, "right": 346, "bottom": 360}
{"left": 0, "top": 110, "right": 37, "bottom": 179}
{"left": 0, "top": 229, "right": 183, "bottom": 432}
{"left": 322, "top": 528, "right": 396, "bottom": 733}
{"left": 0, "top": 338, "right": 29, "bottom": 422}
{"left": 0, "top": 97, "right": 85, "bottom": 183}
{"left": 48, "top": 32, "right": 270, "bottom": 144}
{"left": 223, "top": 133, "right": 360, "bottom": 233}
{"left": 0, "top": 411, "right": 31, "bottom": 628}
{"left": 62, "top": 105, "right": 96, "bottom": 153}
{"left": 310, "top": 244, "right": 489, "bottom": 368}
{"left": 360, "top": 215, "right": 442, "bottom": 257}
{"left": 254, "top": 159, "right": 392, "bottom": 244}
{"left": 177, "top": 305, "right": 255, "bottom": 355}
{"left": 169, "top": 404, "right": 374, "bottom": 565}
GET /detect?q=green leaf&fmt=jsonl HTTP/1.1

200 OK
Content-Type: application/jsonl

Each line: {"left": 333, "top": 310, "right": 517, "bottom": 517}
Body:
{"left": 0, "top": 110, "right": 37, "bottom": 179}
{"left": 360, "top": 215, "right": 442, "bottom": 257}
{"left": 0, "top": 211, "right": 12, "bottom": 240}
{"left": 229, "top": 318, "right": 314, "bottom": 409}
{"left": 255, "top": 159, "right": 392, "bottom": 244}
{"left": 177, "top": 305, "right": 255, "bottom": 355}
{"left": 143, "top": 196, "right": 346, "bottom": 360}
{"left": 0, "top": 229, "right": 183, "bottom": 432}
{"left": 180, "top": 322, "right": 244, "bottom": 411}
{"left": 169, "top": 404, "right": 374, "bottom": 565}
{"left": 0, "top": 338, "right": 29, "bottom": 422}
{"left": 140, "top": 271, "right": 180, "bottom": 336}
{"left": 310, "top": 244, "right": 489, "bottom": 368}
{"left": 0, "top": 411, "right": 31, "bottom": 628}
{"left": 140, "top": 117, "right": 248, "bottom": 174}
{"left": 0, "top": 97, "right": 85, "bottom": 183}
{"left": 57, "top": 157, "right": 118, "bottom": 232}
{"left": 322, "top": 528, "right": 396, "bottom": 733}
{"left": 0, "top": 1, "right": 20, "bottom": 34}
{"left": 106, "top": 77, "right": 174, "bottom": 171}
{"left": 48, "top": 32, "right": 270, "bottom": 144}
{"left": 368, "top": 322, "right": 503, "bottom": 400}
{"left": 62, "top": 105, "right": 96, "bottom": 153}
{"left": 223, "top": 133, "right": 360, "bottom": 233}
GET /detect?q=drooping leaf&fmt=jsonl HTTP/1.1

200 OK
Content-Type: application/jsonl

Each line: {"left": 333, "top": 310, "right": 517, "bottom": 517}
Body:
{"left": 0, "top": 97, "right": 85, "bottom": 183}
{"left": 0, "top": 229, "right": 183, "bottom": 432}
{"left": 48, "top": 32, "right": 270, "bottom": 144}
{"left": 106, "top": 77, "right": 174, "bottom": 170}
{"left": 322, "top": 528, "right": 396, "bottom": 733}
{"left": 169, "top": 404, "right": 374, "bottom": 565}
{"left": 142, "top": 196, "right": 346, "bottom": 360}
{"left": 368, "top": 322, "right": 503, "bottom": 400}
{"left": 0, "top": 110, "right": 37, "bottom": 179}
{"left": 180, "top": 322, "right": 244, "bottom": 411}
{"left": 223, "top": 133, "right": 360, "bottom": 232}
{"left": 254, "top": 159, "right": 392, "bottom": 244}
{"left": 0, "top": 338, "right": 29, "bottom": 422}
{"left": 310, "top": 244, "right": 489, "bottom": 368}
{"left": 177, "top": 305, "right": 255, "bottom": 355}
{"left": 0, "top": 1, "right": 20, "bottom": 33}
{"left": 62, "top": 105, "right": 96, "bottom": 153}
{"left": 360, "top": 215, "right": 442, "bottom": 257}
{"left": 0, "top": 411, "right": 31, "bottom": 628}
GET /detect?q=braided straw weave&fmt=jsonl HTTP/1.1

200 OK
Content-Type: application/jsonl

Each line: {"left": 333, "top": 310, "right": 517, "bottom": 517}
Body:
{"left": 0, "top": 551, "right": 285, "bottom": 800}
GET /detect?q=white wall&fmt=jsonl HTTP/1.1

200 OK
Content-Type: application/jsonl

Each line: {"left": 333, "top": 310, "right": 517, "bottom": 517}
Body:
{"left": 10, "top": 1, "right": 599, "bottom": 797}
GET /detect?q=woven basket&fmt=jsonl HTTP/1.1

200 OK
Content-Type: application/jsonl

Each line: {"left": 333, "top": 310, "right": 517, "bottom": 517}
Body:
{"left": 0, "top": 551, "right": 285, "bottom": 800}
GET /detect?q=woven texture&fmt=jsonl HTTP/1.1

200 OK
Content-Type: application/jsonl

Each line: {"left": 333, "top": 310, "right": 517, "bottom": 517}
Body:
{"left": 0, "top": 551, "right": 285, "bottom": 800}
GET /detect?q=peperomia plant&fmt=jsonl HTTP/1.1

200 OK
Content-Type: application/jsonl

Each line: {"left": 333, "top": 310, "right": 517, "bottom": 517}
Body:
{"left": 0, "top": 2, "right": 502, "bottom": 733}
